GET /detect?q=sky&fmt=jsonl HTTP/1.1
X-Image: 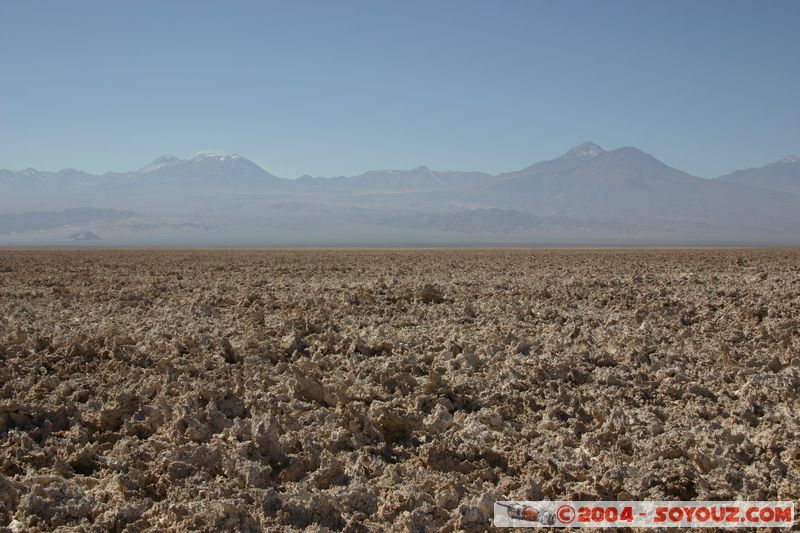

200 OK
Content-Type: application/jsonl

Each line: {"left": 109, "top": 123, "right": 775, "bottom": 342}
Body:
{"left": 1, "top": 0, "right": 798, "bottom": 179}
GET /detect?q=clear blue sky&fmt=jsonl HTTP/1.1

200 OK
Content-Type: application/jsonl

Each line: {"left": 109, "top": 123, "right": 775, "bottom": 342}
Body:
{"left": 1, "top": 1, "right": 798, "bottom": 178}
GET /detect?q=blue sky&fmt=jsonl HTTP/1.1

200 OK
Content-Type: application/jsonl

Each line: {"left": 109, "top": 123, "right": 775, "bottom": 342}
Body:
{"left": 1, "top": 1, "right": 798, "bottom": 178}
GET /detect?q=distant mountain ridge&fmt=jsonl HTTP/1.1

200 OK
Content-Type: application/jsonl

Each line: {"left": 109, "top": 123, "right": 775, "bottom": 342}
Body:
{"left": 134, "top": 152, "right": 283, "bottom": 186}
{"left": 0, "top": 152, "right": 285, "bottom": 193}
{"left": 1, "top": 143, "right": 799, "bottom": 245}
{"left": 2, "top": 142, "right": 798, "bottom": 196}
{"left": 296, "top": 166, "right": 492, "bottom": 193}
{"left": 717, "top": 156, "right": 800, "bottom": 196}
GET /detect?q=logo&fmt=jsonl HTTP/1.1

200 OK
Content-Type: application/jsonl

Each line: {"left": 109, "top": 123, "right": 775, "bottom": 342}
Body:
{"left": 493, "top": 501, "right": 795, "bottom": 528}
{"left": 557, "top": 504, "right": 575, "bottom": 524}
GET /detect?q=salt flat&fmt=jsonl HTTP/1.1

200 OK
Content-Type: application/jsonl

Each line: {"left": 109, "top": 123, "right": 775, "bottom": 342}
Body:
{"left": 0, "top": 249, "right": 798, "bottom": 531}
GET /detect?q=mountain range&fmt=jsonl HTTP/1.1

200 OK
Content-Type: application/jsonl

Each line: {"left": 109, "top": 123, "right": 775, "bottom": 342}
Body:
{"left": 1, "top": 143, "right": 798, "bottom": 245}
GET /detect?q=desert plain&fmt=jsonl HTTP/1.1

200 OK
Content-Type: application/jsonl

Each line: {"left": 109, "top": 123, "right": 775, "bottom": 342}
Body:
{"left": 0, "top": 248, "right": 798, "bottom": 531}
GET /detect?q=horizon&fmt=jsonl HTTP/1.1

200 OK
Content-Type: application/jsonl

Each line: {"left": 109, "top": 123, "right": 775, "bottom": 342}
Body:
{"left": 1, "top": 1, "right": 798, "bottom": 178}
{"left": 2, "top": 141, "right": 797, "bottom": 180}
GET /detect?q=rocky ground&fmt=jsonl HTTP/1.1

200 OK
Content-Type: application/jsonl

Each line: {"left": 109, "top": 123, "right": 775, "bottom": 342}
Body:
{"left": 0, "top": 249, "right": 798, "bottom": 532}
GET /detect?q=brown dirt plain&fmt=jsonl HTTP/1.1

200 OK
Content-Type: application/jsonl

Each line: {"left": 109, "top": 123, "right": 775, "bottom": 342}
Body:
{"left": 0, "top": 249, "right": 798, "bottom": 532}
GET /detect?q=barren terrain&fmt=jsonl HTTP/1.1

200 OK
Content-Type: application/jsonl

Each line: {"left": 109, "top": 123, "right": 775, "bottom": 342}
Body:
{"left": 0, "top": 249, "right": 798, "bottom": 531}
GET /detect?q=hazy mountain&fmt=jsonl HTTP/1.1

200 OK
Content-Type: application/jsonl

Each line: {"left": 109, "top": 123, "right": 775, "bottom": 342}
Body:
{"left": 0, "top": 168, "right": 100, "bottom": 189}
{"left": 496, "top": 142, "right": 704, "bottom": 196}
{"left": 89, "top": 152, "right": 289, "bottom": 194}
{"left": 1, "top": 153, "right": 287, "bottom": 195}
{"left": 0, "top": 207, "right": 135, "bottom": 234}
{"left": 69, "top": 230, "right": 101, "bottom": 241}
{"left": 0, "top": 207, "right": 216, "bottom": 245}
{"left": 0, "top": 153, "right": 293, "bottom": 215}
{"left": 717, "top": 156, "right": 800, "bottom": 196}
{"left": 1, "top": 144, "right": 800, "bottom": 244}
{"left": 349, "top": 207, "right": 632, "bottom": 234}
{"left": 133, "top": 152, "right": 285, "bottom": 187}
{"left": 296, "top": 166, "right": 491, "bottom": 193}
{"left": 480, "top": 143, "right": 800, "bottom": 233}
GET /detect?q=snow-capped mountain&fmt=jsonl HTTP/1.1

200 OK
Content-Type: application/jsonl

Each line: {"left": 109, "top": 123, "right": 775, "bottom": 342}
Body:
{"left": 560, "top": 141, "right": 604, "bottom": 160}
{"left": 138, "top": 155, "right": 181, "bottom": 174}
{"left": 0, "top": 167, "right": 99, "bottom": 189}
{"left": 133, "top": 152, "right": 285, "bottom": 187}
{"left": 2, "top": 153, "right": 285, "bottom": 190}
